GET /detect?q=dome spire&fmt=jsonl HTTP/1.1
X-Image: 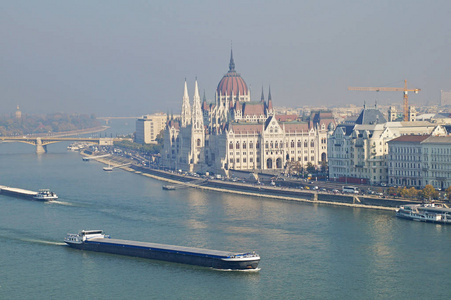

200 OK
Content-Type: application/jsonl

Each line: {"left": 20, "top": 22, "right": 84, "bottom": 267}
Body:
{"left": 229, "top": 46, "right": 235, "bottom": 72}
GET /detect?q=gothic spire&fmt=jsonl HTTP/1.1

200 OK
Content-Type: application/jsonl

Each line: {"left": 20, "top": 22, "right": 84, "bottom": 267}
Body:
{"left": 192, "top": 79, "right": 204, "bottom": 130}
{"left": 229, "top": 47, "right": 235, "bottom": 72}
{"left": 260, "top": 86, "right": 265, "bottom": 102}
{"left": 181, "top": 79, "right": 191, "bottom": 127}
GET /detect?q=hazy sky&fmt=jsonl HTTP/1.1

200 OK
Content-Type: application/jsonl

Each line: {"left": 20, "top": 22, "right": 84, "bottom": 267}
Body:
{"left": 1, "top": 0, "right": 450, "bottom": 116}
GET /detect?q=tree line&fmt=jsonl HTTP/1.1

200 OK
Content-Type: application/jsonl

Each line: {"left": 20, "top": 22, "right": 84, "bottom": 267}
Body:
{"left": 0, "top": 113, "right": 100, "bottom": 136}
{"left": 387, "top": 185, "right": 451, "bottom": 201}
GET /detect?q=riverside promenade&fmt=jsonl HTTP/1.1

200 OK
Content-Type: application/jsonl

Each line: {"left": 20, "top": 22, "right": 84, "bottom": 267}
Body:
{"left": 84, "top": 152, "right": 419, "bottom": 211}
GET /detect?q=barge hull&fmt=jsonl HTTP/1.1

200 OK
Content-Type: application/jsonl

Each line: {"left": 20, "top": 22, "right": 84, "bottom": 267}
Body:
{"left": 67, "top": 239, "right": 259, "bottom": 270}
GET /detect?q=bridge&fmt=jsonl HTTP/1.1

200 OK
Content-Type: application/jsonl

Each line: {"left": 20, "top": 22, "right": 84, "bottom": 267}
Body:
{"left": 97, "top": 116, "right": 140, "bottom": 125}
{"left": 0, "top": 136, "right": 127, "bottom": 153}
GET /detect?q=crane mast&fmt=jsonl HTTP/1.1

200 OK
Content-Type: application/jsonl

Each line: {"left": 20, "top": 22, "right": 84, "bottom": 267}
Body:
{"left": 348, "top": 80, "right": 420, "bottom": 121}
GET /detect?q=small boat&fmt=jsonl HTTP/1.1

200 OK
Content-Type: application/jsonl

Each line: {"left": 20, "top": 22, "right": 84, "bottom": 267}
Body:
{"left": 33, "top": 189, "right": 58, "bottom": 201}
{"left": 162, "top": 185, "right": 176, "bottom": 190}
{"left": 396, "top": 203, "right": 451, "bottom": 224}
{"left": 103, "top": 166, "right": 113, "bottom": 171}
{"left": 64, "top": 230, "right": 260, "bottom": 270}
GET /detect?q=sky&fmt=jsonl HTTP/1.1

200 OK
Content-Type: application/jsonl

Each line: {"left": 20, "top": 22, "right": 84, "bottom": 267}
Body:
{"left": 1, "top": 0, "right": 450, "bottom": 117}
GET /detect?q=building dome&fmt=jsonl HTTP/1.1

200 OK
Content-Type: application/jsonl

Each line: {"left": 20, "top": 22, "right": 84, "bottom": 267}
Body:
{"left": 216, "top": 50, "right": 249, "bottom": 96}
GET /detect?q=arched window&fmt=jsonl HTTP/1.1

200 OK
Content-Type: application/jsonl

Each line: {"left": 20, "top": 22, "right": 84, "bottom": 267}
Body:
{"left": 304, "top": 140, "right": 308, "bottom": 147}
{"left": 197, "top": 139, "right": 201, "bottom": 147}
{"left": 310, "top": 140, "right": 314, "bottom": 147}
{"left": 291, "top": 140, "right": 295, "bottom": 148}
{"left": 243, "top": 142, "right": 247, "bottom": 149}
{"left": 270, "top": 142, "right": 273, "bottom": 148}
{"left": 275, "top": 142, "right": 278, "bottom": 148}
{"left": 297, "top": 140, "right": 301, "bottom": 147}
{"left": 265, "top": 142, "right": 269, "bottom": 149}
{"left": 229, "top": 142, "right": 233, "bottom": 150}
{"left": 249, "top": 142, "right": 254, "bottom": 149}
{"left": 236, "top": 142, "right": 240, "bottom": 149}
{"left": 256, "top": 142, "right": 260, "bottom": 149}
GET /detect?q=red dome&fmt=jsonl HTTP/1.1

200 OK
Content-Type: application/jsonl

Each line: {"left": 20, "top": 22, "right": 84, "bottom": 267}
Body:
{"left": 216, "top": 49, "right": 248, "bottom": 96}
{"left": 217, "top": 71, "right": 248, "bottom": 96}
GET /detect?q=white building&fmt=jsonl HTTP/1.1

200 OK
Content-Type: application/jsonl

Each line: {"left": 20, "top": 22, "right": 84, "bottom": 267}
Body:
{"left": 161, "top": 51, "right": 335, "bottom": 175}
{"left": 387, "top": 135, "right": 451, "bottom": 189}
{"left": 135, "top": 113, "right": 167, "bottom": 144}
{"left": 328, "top": 105, "right": 445, "bottom": 185}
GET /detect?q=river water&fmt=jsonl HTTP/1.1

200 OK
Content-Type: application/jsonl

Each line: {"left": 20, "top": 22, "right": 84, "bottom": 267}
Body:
{"left": 0, "top": 120, "right": 450, "bottom": 300}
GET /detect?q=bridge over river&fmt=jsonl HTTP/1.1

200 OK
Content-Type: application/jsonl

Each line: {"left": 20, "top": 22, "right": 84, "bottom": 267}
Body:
{"left": 0, "top": 136, "right": 127, "bottom": 153}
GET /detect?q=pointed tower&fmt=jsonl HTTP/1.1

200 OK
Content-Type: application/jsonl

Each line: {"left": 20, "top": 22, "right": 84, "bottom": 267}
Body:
{"left": 267, "top": 86, "right": 274, "bottom": 116}
{"left": 192, "top": 79, "right": 204, "bottom": 130}
{"left": 229, "top": 48, "right": 235, "bottom": 71}
{"left": 260, "top": 86, "right": 265, "bottom": 102}
{"left": 181, "top": 79, "right": 191, "bottom": 127}
{"left": 190, "top": 79, "right": 205, "bottom": 168}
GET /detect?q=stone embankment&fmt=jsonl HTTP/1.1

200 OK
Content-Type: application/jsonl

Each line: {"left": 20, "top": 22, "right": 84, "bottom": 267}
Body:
{"left": 86, "top": 153, "right": 419, "bottom": 211}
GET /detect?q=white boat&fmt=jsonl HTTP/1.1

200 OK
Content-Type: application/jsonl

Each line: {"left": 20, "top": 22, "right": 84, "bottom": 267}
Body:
{"left": 396, "top": 203, "right": 451, "bottom": 224}
{"left": 33, "top": 189, "right": 58, "bottom": 201}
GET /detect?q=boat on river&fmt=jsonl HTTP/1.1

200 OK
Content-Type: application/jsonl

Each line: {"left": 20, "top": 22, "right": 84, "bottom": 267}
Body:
{"left": 33, "top": 189, "right": 58, "bottom": 201}
{"left": 64, "top": 230, "right": 260, "bottom": 270}
{"left": 396, "top": 203, "right": 451, "bottom": 224}
{"left": 162, "top": 185, "right": 176, "bottom": 190}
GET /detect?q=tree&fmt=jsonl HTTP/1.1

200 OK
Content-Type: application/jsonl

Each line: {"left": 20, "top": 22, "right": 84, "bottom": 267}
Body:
{"left": 388, "top": 187, "right": 397, "bottom": 196}
{"left": 420, "top": 185, "right": 438, "bottom": 201}
{"left": 407, "top": 187, "right": 418, "bottom": 199}
{"left": 306, "top": 162, "right": 315, "bottom": 174}
{"left": 399, "top": 187, "right": 409, "bottom": 198}
{"left": 445, "top": 186, "right": 451, "bottom": 201}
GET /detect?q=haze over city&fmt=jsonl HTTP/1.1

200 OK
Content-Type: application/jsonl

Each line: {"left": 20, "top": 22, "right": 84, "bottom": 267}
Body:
{"left": 1, "top": 0, "right": 450, "bottom": 116}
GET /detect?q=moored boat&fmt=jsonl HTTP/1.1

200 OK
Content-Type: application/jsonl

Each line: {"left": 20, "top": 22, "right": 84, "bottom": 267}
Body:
{"left": 396, "top": 203, "right": 451, "bottom": 224}
{"left": 64, "top": 230, "right": 260, "bottom": 270}
{"left": 33, "top": 189, "right": 58, "bottom": 201}
{"left": 162, "top": 185, "right": 176, "bottom": 190}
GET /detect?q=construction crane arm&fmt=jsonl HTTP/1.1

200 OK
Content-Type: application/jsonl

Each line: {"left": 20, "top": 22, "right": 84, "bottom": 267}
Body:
{"left": 348, "top": 87, "right": 420, "bottom": 92}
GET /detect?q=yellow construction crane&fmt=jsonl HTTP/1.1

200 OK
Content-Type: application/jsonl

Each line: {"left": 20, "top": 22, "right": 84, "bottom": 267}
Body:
{"left": 348, "top": 80, "right": 420, "bottom": 121}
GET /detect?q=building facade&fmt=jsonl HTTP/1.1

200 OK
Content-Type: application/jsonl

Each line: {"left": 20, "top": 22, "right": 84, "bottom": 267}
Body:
{"left": 387, "top": 135, "right": 451, "bottom": 189}
{"left": 328, "top": 105, "right": 445, "bottom": 185}
{"left": 161, "top": 51, "right": 334, "bottom": 175}
{"left": 135, "top": 113, "right": 167, "bottom": 144}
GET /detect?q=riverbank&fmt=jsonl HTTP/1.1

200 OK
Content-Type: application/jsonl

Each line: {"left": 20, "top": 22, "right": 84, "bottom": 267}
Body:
{"left": 83, "top": 152, "right": 422, "bottom": 211}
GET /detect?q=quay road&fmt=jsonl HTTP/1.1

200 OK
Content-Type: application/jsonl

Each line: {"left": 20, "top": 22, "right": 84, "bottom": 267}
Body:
{"left": 86, "top": 151, "right": 419, "bottom": 210}
{"left": 91, "top": 149, "right": 388, "bottom": 196}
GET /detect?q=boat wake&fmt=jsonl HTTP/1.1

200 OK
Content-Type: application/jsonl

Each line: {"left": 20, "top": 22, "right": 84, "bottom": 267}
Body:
{"left": 21, "top": 238, "right": 66, "bottom": 246}
{"left": 216, "top": 267, "right": 261, "bottom": 272}
{"left": 0, "top": 227, "right": 66, "bottom": 246}
{"left": 49, "top": 200, "right": 76, "bottom": 206}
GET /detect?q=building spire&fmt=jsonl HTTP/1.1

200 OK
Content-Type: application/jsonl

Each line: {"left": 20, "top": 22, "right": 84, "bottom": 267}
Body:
{"left": 229, "top": 47, "right": 235, "bottom": 72}
{"left": 192, "top": 79, "right": 204, "bottom": 130}
{"left": 181, "top": 79, "right": 191, "bottom": 127}
{"left": 267, "top": 86, "right": 273, "bottom": 114}
{"left": 260, "top": 86, "right": 265, "bottom": 102}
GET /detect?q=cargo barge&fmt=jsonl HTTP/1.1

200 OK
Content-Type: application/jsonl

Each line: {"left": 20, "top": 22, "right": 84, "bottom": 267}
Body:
{"left": 0, "top": 185, "right": 57, "bottom": 201}
{"left": 64, "top": 230, "right": 260, "bottom": 270}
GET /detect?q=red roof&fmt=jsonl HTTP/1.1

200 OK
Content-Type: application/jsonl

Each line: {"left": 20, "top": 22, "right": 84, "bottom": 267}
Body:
{"left": 283, "top": 123, "right": 310, "bottom": 132}
{"left": 229, "top": 124, "right": 263, "bottom": 134}
{"left": 276, "top": 115, "right": 298, "bottom": 122}
{"left": 243, "top": 103, "right": 265, "bottom": 116}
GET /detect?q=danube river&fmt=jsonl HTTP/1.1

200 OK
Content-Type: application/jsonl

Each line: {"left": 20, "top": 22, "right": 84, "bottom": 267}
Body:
{"left": 0, "top": 120, "right": 450, "bottom": 299}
